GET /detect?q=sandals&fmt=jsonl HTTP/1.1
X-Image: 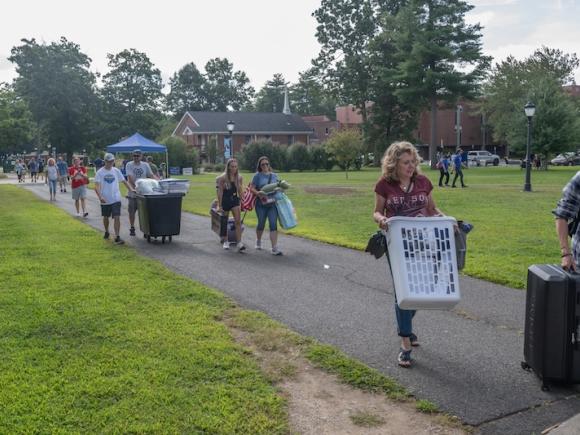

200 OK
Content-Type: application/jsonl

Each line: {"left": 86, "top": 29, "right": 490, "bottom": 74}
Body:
{"left": 410, "top": 333, "right": 420, "bottom": 347}
{"left": 398, "top": 348, "right": 413, "bottom": 368}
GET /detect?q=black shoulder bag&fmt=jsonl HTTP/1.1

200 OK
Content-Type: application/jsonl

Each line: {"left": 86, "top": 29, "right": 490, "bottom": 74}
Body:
{"left": 365, "top": 231, "right": 387, "bottom": 259}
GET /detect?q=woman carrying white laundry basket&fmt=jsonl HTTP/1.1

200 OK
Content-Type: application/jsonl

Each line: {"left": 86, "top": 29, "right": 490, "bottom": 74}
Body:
{"left": 373, "top": 141, "right": 449, "bottom": 368}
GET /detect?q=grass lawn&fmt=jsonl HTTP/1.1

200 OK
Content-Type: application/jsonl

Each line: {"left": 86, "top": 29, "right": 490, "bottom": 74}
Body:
{"left": 180, "top": 165, "right": 573, "bottom": 289}
{"left": 0, "top": 185, "right": 287, "bottom": 433}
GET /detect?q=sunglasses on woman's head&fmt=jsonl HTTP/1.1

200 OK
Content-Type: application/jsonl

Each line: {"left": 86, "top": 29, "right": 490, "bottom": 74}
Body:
{"left": 261, "top": 162, "right": 270, "bottom": 167}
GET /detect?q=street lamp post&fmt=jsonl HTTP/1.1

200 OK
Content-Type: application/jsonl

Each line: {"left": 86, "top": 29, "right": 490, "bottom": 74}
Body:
{"left": 523, "top": 102, "right": 536, "bottom": 192}
{"left": 226, "top": 120, "right": 235, "bottom": 159}
{"left": 455, "top": 105, "right": 463, "bottom": 148}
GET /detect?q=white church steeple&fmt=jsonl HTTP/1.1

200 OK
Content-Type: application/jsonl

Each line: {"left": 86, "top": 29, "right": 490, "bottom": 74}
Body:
{"left": 282, "top": 87, "right": 291, "bottom": 115}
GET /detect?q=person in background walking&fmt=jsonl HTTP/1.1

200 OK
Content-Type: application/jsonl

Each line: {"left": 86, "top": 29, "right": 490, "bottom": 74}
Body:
{"left": 94, "top": 153, "right": 134, "bottom": 245}
{"left": 438, "top": 153, "right": 450, "bottom": 187}
{"left": 45, "top": 158, "right": 58, "bottom": 201}
{"left": 28, "top": 157, "right": 38, "bottom": 183}
{"left": 461, "top": 149, "right": 468, "bottom": 169}
{"left": 38, "top": 158, "right": 45, "bottom": 182}
{"left": 451, "top": 148, "right": 467, "bottom": 188}
{"left": 15, "top": 159, "right": 25, "bottom": 183}
{"left": 56, "top": 156, "right": 68, "bottom": 192}
{"left": 373, "top": 141, "right": 448, "bottom": 368}
{"left": 125, "top": 149, "right": 154, "bottom": 236}
{"left": 146, "top": 156, "right": 160, "bottom": 179}
{"left": 68, "top": 157, "right": 89, "bottom": 217}
{"left": 216, "top": 158, "right": 246, "bottom": 252}
{"left": 250, "top": 156, "right": 283, "bottom": 255}
{"left": 93, "top": 156, "right": 105, "bottom": 174}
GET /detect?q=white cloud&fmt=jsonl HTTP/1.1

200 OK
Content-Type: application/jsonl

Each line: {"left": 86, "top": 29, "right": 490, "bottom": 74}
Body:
{"left": 0, "top": 56, "right": 12, "bottom": 71}
{"left": 465, "top": 10, "right": 495, "bottom": 26}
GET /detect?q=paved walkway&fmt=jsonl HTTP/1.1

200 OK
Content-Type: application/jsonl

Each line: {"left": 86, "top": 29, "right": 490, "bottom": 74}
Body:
{"left": 4, "top": 174, "right": 580, "bottom": 434}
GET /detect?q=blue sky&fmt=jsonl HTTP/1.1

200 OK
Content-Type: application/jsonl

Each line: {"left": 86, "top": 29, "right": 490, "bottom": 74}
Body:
{"left": 0, "top": 0, "right": 578, "bottom": 90}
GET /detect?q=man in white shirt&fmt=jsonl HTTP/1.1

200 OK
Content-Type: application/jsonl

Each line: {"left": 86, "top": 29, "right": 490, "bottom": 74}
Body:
{"left": 124, "top": 149, "right": 156, "bottom": 236}
{"left": 94, "top": 153, "right": 134, "bottom": 244}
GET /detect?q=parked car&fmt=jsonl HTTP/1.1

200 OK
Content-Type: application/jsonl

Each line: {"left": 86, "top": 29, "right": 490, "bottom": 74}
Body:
{"left": 550, "top": 152, "right": 580, "bottom": 166}
{"left": 467, "top": 150, "right": 500, "bottom": 166}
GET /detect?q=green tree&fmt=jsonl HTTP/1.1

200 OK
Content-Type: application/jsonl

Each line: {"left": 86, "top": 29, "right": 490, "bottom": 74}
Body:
{"left": 101, "top": 48, "right": 164, "bottom": 141}
{"left": 288, "top": 143, "right": 311, "bottom": 171}
{"left": 8, "top": 37, "right": 99, "bottom": 157}
{"left": 254, "top": 73, "right": 287, "bottom": 112}
{"left": 324, "top": 128, "right": 364, "bottom": 178}
{"left": 366, "top": 17, "right": 419, "bottom": 160}
{"left": 0, "top": 83, "right": 35, "bottom": 153}
{"left": 483, "top": 47, "right": 580, "bottom": 159}
{"left": 203, "top": 58, "right": 254, "bottom": 111}
{"left": 162, "top": 136, "right": 190, "bottom": 168}
{"left": 165, "top": 62, "right": 208, "bottom": 118}
{"left": 310, "top": 145, "right": 332, "bottom": 171}
{"left": 289, "top": 68, "right": 337, "bottom": 118}
{"left": 313, "top": 0, "right": 380, "bottom": 132}
{"left": 388, "top": 0, "right": 491, "bottom": 167}
{"left": 238, "top": 140, "right": 275, "bottom": 171}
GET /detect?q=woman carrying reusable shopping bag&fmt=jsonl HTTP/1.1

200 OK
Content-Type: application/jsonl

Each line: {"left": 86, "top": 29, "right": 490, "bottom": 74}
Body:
{"left": 249, "top": 156, "right": 283, "bottom": 255}
{"left": 373, "top": 141, "right": 448, "bottom": 368}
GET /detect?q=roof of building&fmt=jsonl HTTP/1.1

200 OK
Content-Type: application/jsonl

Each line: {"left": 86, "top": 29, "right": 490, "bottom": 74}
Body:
{"left": 174, "top": 111, "right": 313, "bottom": 135}
{"left": 302, "top": 115, "right": 332, "bottom": 122}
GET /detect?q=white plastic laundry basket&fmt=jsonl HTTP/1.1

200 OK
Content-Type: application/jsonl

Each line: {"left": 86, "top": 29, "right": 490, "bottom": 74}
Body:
{"left": 386, "top": 216, "right": 461, "bottom": 310}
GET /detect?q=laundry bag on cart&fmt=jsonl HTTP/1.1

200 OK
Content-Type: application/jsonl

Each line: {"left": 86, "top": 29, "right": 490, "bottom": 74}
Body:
{"left": 386, "top": 216, "right": 461, "bottom": 310}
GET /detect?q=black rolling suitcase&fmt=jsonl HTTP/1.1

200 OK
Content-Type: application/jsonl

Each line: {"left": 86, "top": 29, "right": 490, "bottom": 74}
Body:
{"left": 522, "top": 264, "right": 580, "bottom": 390}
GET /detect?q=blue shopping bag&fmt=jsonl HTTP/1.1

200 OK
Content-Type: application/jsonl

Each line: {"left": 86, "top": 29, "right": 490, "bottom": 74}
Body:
{"left": 275, "top": 192, "right": 297, "bottom": 230}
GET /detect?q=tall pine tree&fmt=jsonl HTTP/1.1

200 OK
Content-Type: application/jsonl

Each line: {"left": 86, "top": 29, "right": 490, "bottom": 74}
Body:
{"left": 388, "top": 0, "right": 490, "bottom": 166}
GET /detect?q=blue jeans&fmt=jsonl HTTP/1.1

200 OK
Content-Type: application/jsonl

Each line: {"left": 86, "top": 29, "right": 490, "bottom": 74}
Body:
{"left": 48, "top": 179, "right": 57, "bottom": 195}
{"left": 395, "top": 303, "right": 416, "bottom": 337}
{"left": 386, "top": 258, "right": 416, "bottom": 337}
{"left": 255, "top": 202, "right": 278, "bottom": 231}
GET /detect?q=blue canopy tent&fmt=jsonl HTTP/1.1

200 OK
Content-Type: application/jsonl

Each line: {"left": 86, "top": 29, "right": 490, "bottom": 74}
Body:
{"left": 106, "top": 133, "right": 168, "bottom": 177}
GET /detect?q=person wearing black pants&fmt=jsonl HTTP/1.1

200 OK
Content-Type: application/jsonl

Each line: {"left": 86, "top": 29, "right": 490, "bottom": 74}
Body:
{"left": 438, "top": 154, "right": 450, "bottom": 187}
{"left": 452, "top": 148, "right": 467, "bottom": 188}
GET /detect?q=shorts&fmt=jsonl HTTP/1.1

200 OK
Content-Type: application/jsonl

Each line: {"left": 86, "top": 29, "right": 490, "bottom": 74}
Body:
{"left": 222, "top": 194, "right": 240, "bottom": 212}
{"left": 101, "top": 202, "right": 122, "bottom": 218}
{"left": 128, "top": 196, "right": 138, "bottom": 214}
{"left": 72, "top": 185, "right": 87, "bottom": 200}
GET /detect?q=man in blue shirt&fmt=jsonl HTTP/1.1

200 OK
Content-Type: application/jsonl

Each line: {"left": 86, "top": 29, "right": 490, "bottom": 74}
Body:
{"left": 452, "top": 148, "right": 467, "bottom": 188}
{"left": 56, "top": 156, "right": 69, "bottom": 192}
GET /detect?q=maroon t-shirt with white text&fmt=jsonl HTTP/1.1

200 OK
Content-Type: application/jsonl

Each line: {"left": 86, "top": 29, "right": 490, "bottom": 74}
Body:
{"left": 374, "top": 174, "right": 433, "bottom": 218}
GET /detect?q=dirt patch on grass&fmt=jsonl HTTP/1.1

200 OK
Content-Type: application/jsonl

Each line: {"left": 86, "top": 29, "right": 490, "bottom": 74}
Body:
{"left": 303, "top": 186, "right": 357, "bottom": 195}
{"left": 224, "top": 309, "right": 467, "bottom": 435}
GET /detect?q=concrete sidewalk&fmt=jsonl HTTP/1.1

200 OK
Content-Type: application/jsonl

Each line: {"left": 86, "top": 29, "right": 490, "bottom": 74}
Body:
{"left": 8, "top": 174, "right": 580, "bottom": 434}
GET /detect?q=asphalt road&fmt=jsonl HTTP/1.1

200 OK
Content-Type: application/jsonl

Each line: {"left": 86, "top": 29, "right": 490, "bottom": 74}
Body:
{"left": 19, "top": 181, "right": 580, "bottom": 434}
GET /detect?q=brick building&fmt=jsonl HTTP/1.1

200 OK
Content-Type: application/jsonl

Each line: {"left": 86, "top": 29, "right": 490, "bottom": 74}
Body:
{"left": 172, "top": 111, "right": 312, "bottom": 161}
{"left": 302, "top": 115, "right": 340, "bottom": 144}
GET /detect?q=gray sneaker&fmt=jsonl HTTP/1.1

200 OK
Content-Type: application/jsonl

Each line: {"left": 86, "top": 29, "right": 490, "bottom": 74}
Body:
{"left": 271, "top": 247, "right": 283, "bottom": 256}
